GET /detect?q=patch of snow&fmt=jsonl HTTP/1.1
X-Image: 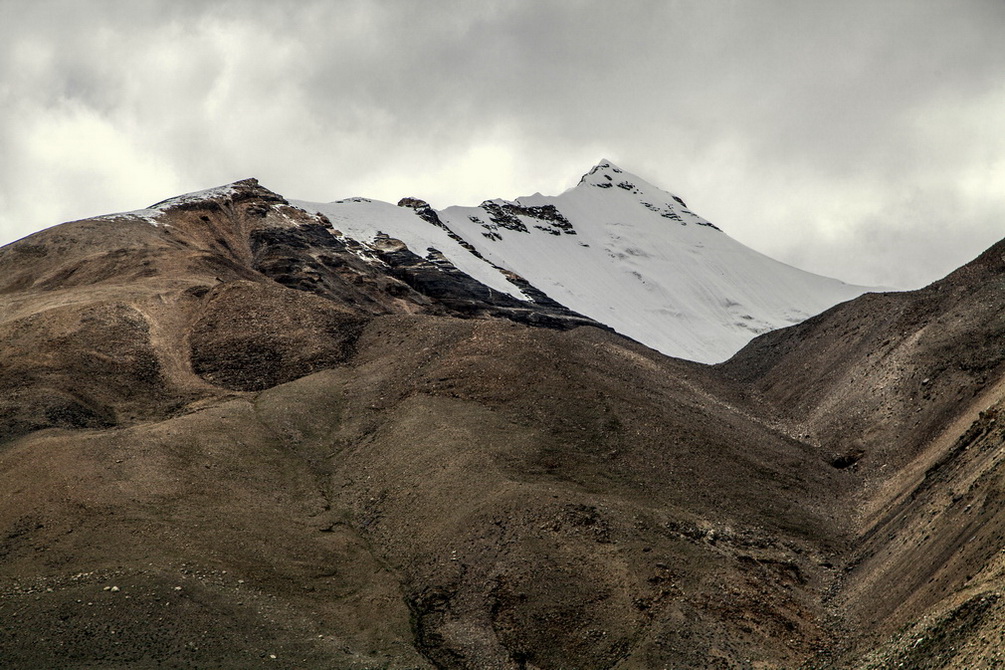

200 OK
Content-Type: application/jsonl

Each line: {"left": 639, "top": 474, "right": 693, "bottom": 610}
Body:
{"left": 148, "top": 183, "right": 244, "bottom": 211}
{"left": 123, "top": 182, "right": 249, "bottom": 227}
{"left": 120, "top": 208, "right": 165, "bottom": 226}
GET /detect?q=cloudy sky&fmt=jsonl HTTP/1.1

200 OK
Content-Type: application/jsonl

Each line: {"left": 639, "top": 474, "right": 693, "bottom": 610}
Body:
{"left": 1, "top": 0, "right": 1003, "bottom": 288}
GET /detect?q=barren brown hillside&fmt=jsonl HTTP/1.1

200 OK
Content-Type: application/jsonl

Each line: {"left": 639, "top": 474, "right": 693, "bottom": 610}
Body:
{"left": 1, "top": 180, "right": 1003, "bottom": 669}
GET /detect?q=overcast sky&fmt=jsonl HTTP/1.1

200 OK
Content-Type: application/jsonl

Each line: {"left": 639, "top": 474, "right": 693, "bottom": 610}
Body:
{"left": 2, "top": 0, "right": 1003, "bottom": 288}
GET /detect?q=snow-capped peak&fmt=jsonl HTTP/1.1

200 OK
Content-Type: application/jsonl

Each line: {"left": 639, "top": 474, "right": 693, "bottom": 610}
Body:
{"left": 577, "top": 159, "right": 696, "bottom": 214}
{"left": 578, "top": 158, "right": 625, "bottom": 184}
{"left": 114, "top": 162, "right": 878, "bottom": 365}
{"left": 431, "top": 161, "right": 875, "bottom": 363}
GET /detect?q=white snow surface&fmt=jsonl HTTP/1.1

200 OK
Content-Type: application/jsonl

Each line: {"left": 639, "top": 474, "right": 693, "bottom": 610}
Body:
{"left": 300, "top": 161, "right": 877, "bottom": 363}
{"left": 426, "top": 159, "right": 878, "bottom": 363}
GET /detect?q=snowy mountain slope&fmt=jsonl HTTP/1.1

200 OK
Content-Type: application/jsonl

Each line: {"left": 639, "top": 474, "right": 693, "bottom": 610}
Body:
{"left": 289, "top": 196, "right": 527, "bottom": 300}
{"left": 434, "top": 160, "right": 878, "bottom": 363}
{"left": 125, "top": 162, "right": 877, "bottom": 364}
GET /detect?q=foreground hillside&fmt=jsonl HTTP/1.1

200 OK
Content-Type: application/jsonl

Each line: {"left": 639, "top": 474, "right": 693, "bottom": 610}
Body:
{"left": 721, "top": 238, "right": 1005, "bottom": 668}
{"left": 1, "top": 179, "right": 1003, "bottom": 668}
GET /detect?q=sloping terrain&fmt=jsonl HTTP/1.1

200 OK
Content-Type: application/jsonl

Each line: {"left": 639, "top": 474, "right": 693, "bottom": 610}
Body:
{"left": 719, "top": 239, "right": 1005, "bottom": 668}
{"left": 0, "top": 178, "right": 1003, "bottom": 669}
{"left": 294, "top": 160, "right": 876, "bottom": 364}
{"left": 0, "top": 181, "right": 849, "bottom": 669}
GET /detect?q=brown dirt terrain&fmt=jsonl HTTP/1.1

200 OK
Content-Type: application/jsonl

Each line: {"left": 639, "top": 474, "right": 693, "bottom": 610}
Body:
{"left": 1, "top": 180, "right": 1003, "bottom": 668}
{"left": 720, "top": 239, "right": 1005, "bottom": 668}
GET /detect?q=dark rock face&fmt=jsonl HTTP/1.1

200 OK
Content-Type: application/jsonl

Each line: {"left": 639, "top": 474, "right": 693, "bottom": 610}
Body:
{"left": 4, "top": 179, "right": 1005, "bottom": 669}
{"left": 370, "top": 242, "right": 603, "bottom": 330}
{"left": 473, "top": 201, "right": 578, "bottom": 237}
{"left": 245, "top": 198, "right": 604, "bottom": 333}
{"left": 401, "top": 198, "right": 495, "bottom": 260}
{"left": 249, "top": 221, "right": 409, "bottom": 309}
{"left": 189, "top": 281, "right": 366, "bottom": 391}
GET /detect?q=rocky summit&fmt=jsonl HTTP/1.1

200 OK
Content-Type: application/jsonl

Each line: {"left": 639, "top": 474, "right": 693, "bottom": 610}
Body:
{"left": 1, "top": 169, "right": 1004, "bottom": 669}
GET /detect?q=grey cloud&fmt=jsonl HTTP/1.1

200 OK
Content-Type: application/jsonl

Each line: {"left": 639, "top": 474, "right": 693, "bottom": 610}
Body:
{"left": 1, "top": 0, "right": 1003, "bottom": 289}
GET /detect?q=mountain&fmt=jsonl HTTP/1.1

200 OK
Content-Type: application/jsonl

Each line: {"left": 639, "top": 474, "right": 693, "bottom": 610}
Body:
{"left": 289, "top": 160, "right": 876, "bottom": 363}
{"left": 1, "top": 169, "right": 1003, "bottom": 669}
{"left": 719, "top": 237, "right": 1005, "bottom": 667}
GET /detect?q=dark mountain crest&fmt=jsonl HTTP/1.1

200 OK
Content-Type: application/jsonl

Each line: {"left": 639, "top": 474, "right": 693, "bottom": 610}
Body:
{"left": 938, "top": 235, "right": 1005, "bottom": 286}
{"left": 148, "top": 177, "right": 288, "bottom": 213}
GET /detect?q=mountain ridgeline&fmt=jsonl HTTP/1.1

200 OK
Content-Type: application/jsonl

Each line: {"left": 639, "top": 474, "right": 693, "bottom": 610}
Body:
{"left": 1, "top": 165, "right": 1003, "bottom": 669}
